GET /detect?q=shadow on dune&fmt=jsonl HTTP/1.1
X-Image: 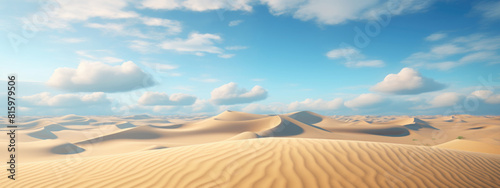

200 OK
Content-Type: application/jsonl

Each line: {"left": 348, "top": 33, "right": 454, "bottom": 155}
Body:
{"left": 359, "top": 127, "right": 410, "bottom": 137}
{"left": 51, "top": 143, "right": 85, "bottom": 155}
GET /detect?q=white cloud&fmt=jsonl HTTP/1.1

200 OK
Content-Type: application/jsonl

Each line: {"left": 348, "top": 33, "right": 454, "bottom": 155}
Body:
{"left": 211, "top": 82, "right": 268, "bottom": 105}
{"left": 485, "top": 95, "right": 500, "bottom": 104}
{"left": 228, "top": 20, "right": 244, "bottom": 26}
{"left": 459, "top": 51, "right": 498, "bottom": 63}
{"left": 425, "top": 33, "right": 446, "bottom": 41}
{"left": 430, "top": 44, "right": 464, "bottom": 56}
{"left": 225, "top": 46, "right": 248, "bottom": 50}
{"left": 262, "top": 0, "right": 433, "bottom": 25}
{"left": 47, "top": 0, "right": 138, "bottom": 28}
{"left": 344, "top": 93, "right": 383, "bottom": 109}
{"left": 47, "top": 61, "right": 155, "bottom": 92}
{"left": 59, "top": 38, "right": 86, "bottom": 43}
{"left": 140, "top": 0, "right": 253, "bottom": 11}
{"left": 192, "top": 99, "right": 218, "bottom": 112}
{"left": 403, "top": 34, "right": 500, "bottom": 70}
{"left": 428, "top": 92, "right": 462, "bottom": 108}
{"left": 139, "top": 91, "right": 197, "bottom": 106}
{"left": 139, "top": 0, "right": 433, "bottom": 25}
{"left": 326, "top": 47, "right": 385, "bottom": 67}
{"left": 371, "top": 68, "right": 445, "bottom": 95}
{"left": 288, "top": 98, "right": 343, "bottom": 111}
{"left": 22, "top": 92, "right": 111, "bottom": 107}
{"left": 474, "top": 1, "right": 500, "bottom": 20}
{"left": 140, "top": 17, "right": 182, "bottom": 34}
{"left": 470, "top": 90, "right": 493, "bottom": 100}
{"left": 159, "top": 33, "right": 225, "bottom": 56}
{"left": 346, "top": 60, "right": 385, "bottom": 67}
{"left": 86, "top": 23, "right": 150, "bottom": 38}
{"left": 470, "top": 90, "right": 500, "bottom": 104}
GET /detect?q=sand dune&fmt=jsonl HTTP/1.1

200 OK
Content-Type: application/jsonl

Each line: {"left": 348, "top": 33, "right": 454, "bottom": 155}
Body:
{"left": 1, "top": 110, "right": 499, "bottom": 187}
{"left": 2, "top": 138, "right": 498, "bottom": 188}
{"left": 436, "top": 139, "right": 500, "bottom": 154}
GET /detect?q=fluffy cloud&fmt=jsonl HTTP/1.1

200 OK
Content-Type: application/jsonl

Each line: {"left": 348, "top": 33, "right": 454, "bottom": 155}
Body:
{"left": 428, "top": 92, "right": 462, "bottom": 108}
{"left": 288, "top": 98, "right": 343, "bottom": 111}
{"left": 371, "top": 68, "right": 445, "bottom": 95}
{"left": 326, "top": 47, "right": 385, "bottom": 67}
{"left": 139, "top": 92, "right": 197, "bottom": 106}
{"left": 403, "top": 34, "right": 500, "bottom": 70}
{"left": 425, "top": 33, "right": 446, "bottom": 41}
{"left": 47, "top": 61, "right": 156, "bottom": 92}
{"left": 211, "top": 82, "right": 268, "bottom": 105}
{"left": 344, "top": 93, "right": 383, "bottom": 109}
{"left": 22, "top": 92, "right": 111, "bottom": 107}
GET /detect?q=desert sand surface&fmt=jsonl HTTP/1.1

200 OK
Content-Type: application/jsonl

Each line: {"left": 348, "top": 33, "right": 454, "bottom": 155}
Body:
{"left": 1, "top": 111, "right": 499, "bottom": 187}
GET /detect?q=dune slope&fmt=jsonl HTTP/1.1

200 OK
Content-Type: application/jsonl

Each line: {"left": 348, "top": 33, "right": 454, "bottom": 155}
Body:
{"left": 3, "top": 138, "right": 499, "bottom": 188}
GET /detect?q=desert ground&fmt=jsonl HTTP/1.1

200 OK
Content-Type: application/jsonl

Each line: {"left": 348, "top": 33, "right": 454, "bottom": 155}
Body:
{"left": 1, "top": 111, "right": 499, "bottom": 187}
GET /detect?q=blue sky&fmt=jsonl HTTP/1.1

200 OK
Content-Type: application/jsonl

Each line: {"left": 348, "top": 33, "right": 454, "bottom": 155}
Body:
{"left": 1, "top": 0, "right": 499, "bottom": 116}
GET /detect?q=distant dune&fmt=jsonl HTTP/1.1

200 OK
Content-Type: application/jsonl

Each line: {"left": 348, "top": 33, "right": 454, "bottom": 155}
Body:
{"left": 1, "top": 111, "right": 499, "bottom": 187}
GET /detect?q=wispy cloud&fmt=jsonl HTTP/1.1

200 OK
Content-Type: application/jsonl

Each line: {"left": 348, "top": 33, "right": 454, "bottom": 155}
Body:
{"left": 326, "top": 47, "right": 385, "bottom": 67}
{"left": 228, "top": 20, "right": 243, "bottom": 27}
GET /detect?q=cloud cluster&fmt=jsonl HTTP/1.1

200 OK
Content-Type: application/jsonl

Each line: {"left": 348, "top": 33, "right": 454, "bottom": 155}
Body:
{"left": 403, "top": 33, "right": 500, "bottom": 70}
{"left": 371, "top": 68, "right": 445, "bottom": 95}
{"left": 211, "top": 82, "right": 268, "bottom": 105}
{"left": 139, "top": 92, "right": 197, "bottom": 106}
{"left": 47, "top": 61, "right": 156, "bottom": 92}
{"left": 22, "top": 92, "right": 111, "bottom": 107}
{"left": 47, "top": 0, "right": 138, "bottom": 29}
{"left": 266, "top": 0, "right": 433, "bottom": 24}
{"left": 326, "top": 47, "right": 385, "bottom": 67}
{"left": 138, "top": 0, "right": 434, "bottom": 25}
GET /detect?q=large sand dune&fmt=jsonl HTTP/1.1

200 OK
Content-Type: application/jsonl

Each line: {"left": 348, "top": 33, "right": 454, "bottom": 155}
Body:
{"left": 1, "top": 111, "right": 499, "bottom": 187}
{"left": 1, "top": 138, "right": 499, "bottom": 188}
